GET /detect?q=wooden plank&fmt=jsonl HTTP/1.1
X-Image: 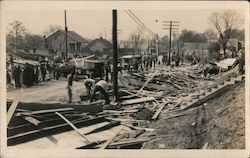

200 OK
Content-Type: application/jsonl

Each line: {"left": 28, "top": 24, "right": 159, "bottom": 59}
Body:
{"left": 103, "top": 109, "right": 138, "bottom": 113}
{"left": 105, "top": 117, "right": 146, "bottom": 123}
{"left": 128, "top": 129, "right": 145, "bottom": 138}
{"left": 121, "top": 97, "right": 155, "bottom": 106}
{"left": 8, "top": 116, "right": 105, "bottom": 144}
{"left": 84, "top": 121, "right": 120, "bottom": 135}
{"left": 108, "top": 138, "right": 150, "bottom": 148}
{"left": 202, "top": 142, "right": 209, "bottom": 149}
{"left": 151, "top": 102, "right": 169, "bottom": 120}
{"left": 136, "top": 71, "right": 159, "bottom": 94}
{"left": 18, "top": 108, "right": 74, "bottom": 116}
{"left": 120, "top": 89, "right": 143, "bottom": 98}
{"left": 55, "top": 112, "right": 91, "bottom": 143}
{"left": 7, "top": 90, "right": 24, "bottom": 125}
{"left": 99, "top": 129, "right": 122, "bottom": 149}
{"left": 120, "top": 123, "right": 155, "bottom": 132}
{"left": 24, "top": 116, "right": 41, "bottom": 126}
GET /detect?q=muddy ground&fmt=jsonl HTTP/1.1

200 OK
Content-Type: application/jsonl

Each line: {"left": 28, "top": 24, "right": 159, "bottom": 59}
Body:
{"left": 145, "top": 82, "right": 245, "bottom": 149}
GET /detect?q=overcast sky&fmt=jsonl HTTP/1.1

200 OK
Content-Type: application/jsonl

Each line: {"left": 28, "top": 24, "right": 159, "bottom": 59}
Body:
{"left": 6, "top": 9, "right": 244, "bottom": 40}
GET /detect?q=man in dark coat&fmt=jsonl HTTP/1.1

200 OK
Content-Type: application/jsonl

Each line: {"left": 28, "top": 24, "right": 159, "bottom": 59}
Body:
{"left": 13, "top": 65, "right": 21, "bottom": 88}
{"left": 23, "top": 63, "right": 33, "bottom": 87}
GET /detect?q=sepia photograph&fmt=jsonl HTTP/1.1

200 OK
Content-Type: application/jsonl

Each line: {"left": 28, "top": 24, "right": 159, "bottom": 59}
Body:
{"left": 0, "top": 1, "right": 249, "bottom": 158}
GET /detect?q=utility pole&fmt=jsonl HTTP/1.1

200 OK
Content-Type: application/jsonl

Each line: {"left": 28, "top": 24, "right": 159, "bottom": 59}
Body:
{"left": 64, "top": 10, "right": 68, "bottom": 61}
{"left": 168, "top": 21, "right": 172, "bottom": 65}
{"left": 162, "top": 21, "right": 179, "bottom": 65}
{"left": 155, "top": 34, "right": 159, "bottom": 60}
{"left": 112, "top": 10, "right": 118, "bottom": 102}
{"left": 132, "top": 35, "right": 137, "bottom": 54}
{"left": 173, "top": 31, "right": 179, "bottom": 57}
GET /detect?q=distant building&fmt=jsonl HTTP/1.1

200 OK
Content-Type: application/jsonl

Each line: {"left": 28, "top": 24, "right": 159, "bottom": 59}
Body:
{"left": 182, "top": 42, "right": 210, "bottom": 61}
{"left": 84, "top": 37, "right": 113, "bottom": 59}
{"left": 45, "top": 30, "right": 89, "bottom": 57}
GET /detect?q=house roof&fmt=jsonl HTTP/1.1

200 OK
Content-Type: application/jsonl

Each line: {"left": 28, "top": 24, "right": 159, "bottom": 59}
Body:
{"left": 86, "top": 37, "right": 113, "bottom": 49}
{"left": 46, "top": 30, "right": 89, "bottom": 43}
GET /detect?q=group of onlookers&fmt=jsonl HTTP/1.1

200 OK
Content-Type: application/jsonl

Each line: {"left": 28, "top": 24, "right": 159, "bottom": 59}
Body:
{"left": 6, "top": 59, "right": 52, "bottom": 89}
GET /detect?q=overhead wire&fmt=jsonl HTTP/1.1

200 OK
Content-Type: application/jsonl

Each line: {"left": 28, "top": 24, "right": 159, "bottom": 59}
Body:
{"left": 123, "top": 9, "right": 156, "bottom": 38}
{"left": 127, "top": 10, "right": 156, "bottom": 37}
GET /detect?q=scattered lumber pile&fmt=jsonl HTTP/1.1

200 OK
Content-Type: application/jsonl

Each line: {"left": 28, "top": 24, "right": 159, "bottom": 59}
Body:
{"left": 7, "top": 63, "right": 244, "bottom": 149}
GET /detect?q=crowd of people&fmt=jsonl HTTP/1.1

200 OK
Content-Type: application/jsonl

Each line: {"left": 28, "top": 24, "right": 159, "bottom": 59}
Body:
{"left": 6, "top": 56, "right": 53, "bottom": 89}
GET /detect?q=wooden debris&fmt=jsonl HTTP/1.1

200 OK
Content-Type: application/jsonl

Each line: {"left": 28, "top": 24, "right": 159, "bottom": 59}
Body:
{"left": 100, "top": 129, "right": 122, "bottom": 149}
{"left": 151, "top": 101, "right": 169, "bottom": 120}
{"left": 121, "top": 97, "right": 155, "bottom": 106}
{"left": 202, "top": 142, "right": 209, "bottom": 149}
{"left": 55, "top": 112, "right": 91, "bottom": 143}
{"left": 133, "top": 107, "right": 153, "bottom": 120}
{"left": 7, "top": 90, "right": 24, "bottom": 125}
{"left": 128, "top": 129, "right": 145, "bottom": 138}
{"left": 103, "top": 109, "right": 138, "bottom": 114}
{"left": 107, "top": 138, "right": 150, "bottom": 149}
{"left": 105, "top": 117, "right": 146, "bottom": 123}
{"left": 84, "top": 121, "right": 120, "bottom": 135}
{"left": 17, "top": 108, "right": 74, "bottom": 116}
{"left": 120, "top": 123, "right": 155, "bottom": 132}
{"left": 136, "top": 70, "right": 159, "bottom": 94}
{"left": 24, "top": 116, "right": 41, "bottom": 126}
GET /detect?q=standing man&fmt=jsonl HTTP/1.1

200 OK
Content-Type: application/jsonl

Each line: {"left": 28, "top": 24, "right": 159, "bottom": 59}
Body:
{"left": 238, "top": 50, "right": 245, "bottom": 75}
{"left": 23, "top": 63, "right": 29, "bottom": 87}
{"left": 84, "top": 74, "right": 96, "bottom": 97}
{"left": 13, "top": 65, "right": 22, "bottom": 88}
{"left": 90, "top": 80, "right": 110, "bottom": 104}
{"left": 66, "top": 69, "right": 75, "bottom": 103}
{"left": 33, "top": 65, "right": 39, "bottom": 85}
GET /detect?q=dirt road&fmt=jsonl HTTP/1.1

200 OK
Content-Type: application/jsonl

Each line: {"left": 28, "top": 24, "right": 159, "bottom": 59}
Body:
{"left": 7, "top": 79, "right": 85, "bottom": 103}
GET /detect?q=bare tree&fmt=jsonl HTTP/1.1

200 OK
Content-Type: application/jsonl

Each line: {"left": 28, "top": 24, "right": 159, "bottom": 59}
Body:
{"left": 130, "top": 27, "right": 145, "bottom": 54}
{"left": 7, "top": 20, "right": 26, "bottom": 52}
{"left": 209, "top": 10, "right": 243, "bottom": 56}
{"left": 23, "top": 33, "right": 44, "bottom": 51}
{"left": 43, "top": 25, "right": 62, "bottom": 37}
{"left": 204, "top": 28, "right": 218, "bottom": 41}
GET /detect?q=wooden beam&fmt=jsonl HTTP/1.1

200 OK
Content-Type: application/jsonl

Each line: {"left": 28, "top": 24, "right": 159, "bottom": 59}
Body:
{"left": 18, "top": 108, "right": 74, "bottom": 116}
{"left": 151, "top": 102, "right": 169, "bottom": 120}
{"left": 103, "top": 109, "right": 138, "bottom": 113}
{"left": 8, "top": 116, "right": 105, "bottom": 145}
{"left": 136, "top": 71, "right": 159, "bottom": 94}
{"left": 24, "top": 116, "right": 41, "bottom": 126}
{"left": 105, "top": 117, "right": 146, "bottom": 123}
{"left": 108, "top": 138, "right": 150, "bottom": 148}
{"left": 120, "top": 123, "right": 155, "bottom": 132}
{"left": 128, "top": 129, "right": 145, "bottom": 138}
{"left": 99, "top": 129, "right": 122, "bottom": 149}
{"left": 7, "top": 90, "right": 24, "bottom": 125}
{"left": 202, "top": 142, "right": 209, "bottom": 149}
{"left": 55, "top": 112, "right": 91, "bottom": 143}
{"left": 121, "top": 97, "right": 155, "bottom": 106}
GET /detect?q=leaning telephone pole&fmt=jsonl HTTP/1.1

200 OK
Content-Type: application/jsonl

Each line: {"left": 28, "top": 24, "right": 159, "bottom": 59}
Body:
{"left": 163, "top": 20, "right": 179, "bottom": 65}
{"left": 64, "top": 10, "right": 68, "bottom": 61}
{"left": 112, "top": 10, "right": 118, "bottom": 102}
